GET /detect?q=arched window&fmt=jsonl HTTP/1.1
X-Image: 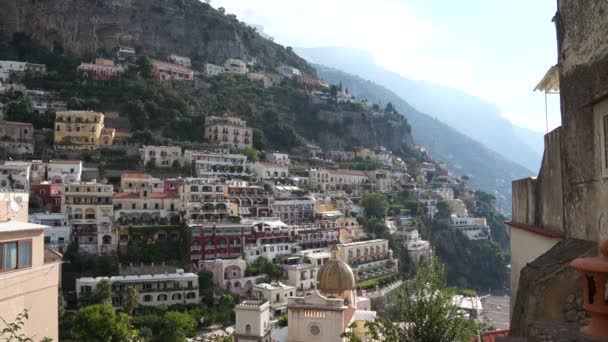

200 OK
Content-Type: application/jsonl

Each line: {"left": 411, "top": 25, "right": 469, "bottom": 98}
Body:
{"left": 171, "top": 293, "right": 182, "bottom": 300}
{"left": 143, "top": 295, "right": 152, "bottom": 302}
{"left": 186, "top": 292, "right": 196, "bottom": 299}
{"left": 102, "top": 235, "right": 112, "bottom": 245}
{"left": 246, "top": 324, "right": 252, "bottom": 334}
{"left": 157, "top": 294, "right": 167, "bottom": 301}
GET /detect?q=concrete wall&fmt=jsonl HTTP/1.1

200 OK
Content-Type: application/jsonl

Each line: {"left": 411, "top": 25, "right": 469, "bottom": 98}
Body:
{"left": 511, "top": 127, "right": 563, "bottom": 234}
{"left": 509, "top": 227, "right": 561, "bottom": 308}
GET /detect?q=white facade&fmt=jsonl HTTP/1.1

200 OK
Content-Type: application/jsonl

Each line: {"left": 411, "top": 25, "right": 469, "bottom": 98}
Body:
{"left": 244, "top": 242, "right": 297, "bottom": 263}
{"left": 403, "top": 229, "right": 431, "bottom": 266}
{"left": 28, "top": 212, "right": 71, "bottom": 252}
{"left": 46, "top": 160, "right": 83, "bottom": 184}
{"left": 282, "top": 263, "right": 319, "bottom": 292}
{"left": 204, "top": 63, "right": 225, "bottom": 76}
{"left": 184, "top": 151, "right": 251, "bottom": 178}
{"left": 234, "top": 300, "right": 271, "bottom": 342}
{"left": 76, "top": 271, "right": 199, "bottom": 307}
{"left": 0, "top": 61, "right": 26, "bottom": 81}
{"left": 252, "top": 162, "right": 289, "bottom": 179}
{"left": 252, "top": 281, "right": 296, "bottom": 316}
{"left": 265, "top": 152, "right": 289, "bottom": 166}
{"left": 142, "top": 145, "right": 182, "bottom": 167}
{"left": 449, "top": 215, "right": 490, "bottom": 240}
{"left": 276, "top": 65, "right": 301, "bottom": 78}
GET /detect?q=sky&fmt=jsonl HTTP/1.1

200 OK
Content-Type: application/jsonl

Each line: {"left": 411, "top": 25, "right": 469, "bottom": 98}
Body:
{"left": 211, "top": 0, "right": 560, "bottom": 133}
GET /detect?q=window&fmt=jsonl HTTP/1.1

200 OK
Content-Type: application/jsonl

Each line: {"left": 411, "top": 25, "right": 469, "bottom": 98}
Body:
{"left": 246, "top": 324, "right": 252, "bottom": 334}
{"left": 1, "top": 240, "right": 31, "bottom": 272}
{"left": 143, "top": 295, "right": 152, "bottom": 302}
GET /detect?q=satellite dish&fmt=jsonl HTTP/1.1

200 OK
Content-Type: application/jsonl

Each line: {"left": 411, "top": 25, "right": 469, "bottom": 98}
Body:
{"left": 9, "top": 200, "right": 21, "bottom": 213}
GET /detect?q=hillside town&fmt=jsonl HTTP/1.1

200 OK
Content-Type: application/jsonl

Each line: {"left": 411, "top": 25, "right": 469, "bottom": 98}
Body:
{"left": 2, "top": 0, "right": 607, "bottom": 341}
{"left": 0, "top": 44, "right": 506, "bottom": 341}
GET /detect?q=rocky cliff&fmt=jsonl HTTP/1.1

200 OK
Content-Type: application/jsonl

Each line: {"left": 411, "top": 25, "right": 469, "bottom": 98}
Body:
{"left": 0, "top": 0, "right": 314, "bottom": 75}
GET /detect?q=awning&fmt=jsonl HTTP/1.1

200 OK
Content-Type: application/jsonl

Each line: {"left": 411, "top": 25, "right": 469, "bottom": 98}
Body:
{"left": 238, "top": 207, "right": 251, "bottom": 216}
{"left": 534, "top": 65, "right": 559, "bottom": 93}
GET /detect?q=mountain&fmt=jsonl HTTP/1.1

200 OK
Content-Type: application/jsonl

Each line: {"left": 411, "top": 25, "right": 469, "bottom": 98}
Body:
{"left": 0, "top": 0, "right": 314, "bottom": 76}
{"left": 295, "top": 46, "right": 544, "bottom": 172}
{"left": 314, "top": 64, "right": 533, "bottom": 213}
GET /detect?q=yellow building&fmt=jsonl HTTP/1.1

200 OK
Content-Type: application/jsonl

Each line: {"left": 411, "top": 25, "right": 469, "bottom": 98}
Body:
{"left": 54, "top": 110, "right": 115, "bottom": 150}
{"left": 204, "top": 115, "right": 252, "bottom": 148}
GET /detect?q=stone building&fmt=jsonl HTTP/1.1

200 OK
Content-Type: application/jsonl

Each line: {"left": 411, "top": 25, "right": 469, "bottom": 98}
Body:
{"left": 204, "top": 115, "right": 253, "bottom": 148}
{"left": 507, "top": 0, "right": 608, "bottom": 337}
{"left": 0, "top": 120, "right": 34, "bottom": 155}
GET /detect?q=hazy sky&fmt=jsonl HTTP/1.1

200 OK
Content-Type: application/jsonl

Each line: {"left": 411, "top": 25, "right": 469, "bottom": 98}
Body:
{"left": 212, "top": 0, "right": 560, "bottom": 133}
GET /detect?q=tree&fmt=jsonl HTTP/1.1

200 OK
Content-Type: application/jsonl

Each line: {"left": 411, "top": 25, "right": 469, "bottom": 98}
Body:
{"left": 158, "top": 311, "right": 196, "bottom": 342}
{"left": 0, "top": 309, "right": 51, "bottom": 342}
{"left": 384, "top": 102, "right": 395, "bottom": 113}
{"left": 87, "top": 279, "right": 111, "bottom": 305}
{"left": 123, "top": 285, "right": 139, "bottom": 315}
{"left": 7, "top": 99, "right": 32, "bottom": 122}
{"left": 360, "top": 192, "right": 388, "bottom": 218}
{"left": 239, "top": 147, "right": 260, "bottom": 163}
{"left": 198, "top": 271, "right": 213, "bottom": 295}
{"left": 367, "top": 256, "right": 475, "bottom": 341}
{"left": 136, "top": 55, "right": 154, "bottom": 78}
{"left": 435, "top": 200, "right": 452, "bottom": 220}
{"left": 127, "top": 100, "right": 149, "bottom": 130}
{"left": 71, "top": 304, "right": 137, "bottom": 342}
{"left": 252, "top": 128, "right": 268, "bottom": 151}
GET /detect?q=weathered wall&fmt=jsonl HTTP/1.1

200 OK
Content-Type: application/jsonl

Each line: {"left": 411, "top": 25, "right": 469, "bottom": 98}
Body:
{"left": 509, "top": 239, "right": 595, "bottom": 337}
{"left": 557, "top": 0, "right": 608, "bottom": 241}
{"left": 537, "top": 128, "right": 564, "bottom": 231}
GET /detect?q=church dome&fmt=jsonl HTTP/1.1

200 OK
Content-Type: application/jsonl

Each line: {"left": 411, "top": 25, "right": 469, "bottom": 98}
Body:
{"left": 317, "top": 245, "right": 356, "bottom": 292}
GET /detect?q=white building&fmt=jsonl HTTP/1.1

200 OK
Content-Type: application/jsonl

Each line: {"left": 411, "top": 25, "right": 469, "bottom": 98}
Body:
{"left": 308, "top": 169, "right": 369, "bottom": 191}
{"left": 224, "top": 58, "right": 248, "bottom": 74}
{"left": 141, "top": 145, "right": 182, "bottom": 168}
{"left": 282, "top": 262, "right": 319, "bottom": 293}
{"left": 76, "top": 271, "right": 199, "bottom": 307}
{"left": 0, "top": 61, "right": 26, "bottom": 81}
{"left": 449, "top": 215, "right": 490, "bottom": 240}
{"left": 402, "top": 229, "right": 431, "bottom": 266}
{"left": 276, "top": 65, "right": 301, "bottom": 78}
{"left": 28, "top": 212, "right": 71, "bottom": 253}
{"left": 252, "top": 162, "right": 289, "bottom": 179}
{"left": 265, "top": 152, "right": 289, "bottom": 166}
{"left": 204, "top": 63, "right": 225, "bottom": 76}
{"left": 244, "top": 242, "right": 298, "bottom": 263}
{"left": 252, "top": 281, "right": 296, "bottom": 317}
{"left": 0, "top": 161, "right": 31, "bottom": 190}
{"left": 46, "top": 160, "right": 83, "bottom": 184}
{"left": 168, "top": 54, "right": 191, "bottom": 68}
{"left": 234, "top": 300, "right": 271, "bottom": 342}
{"left": 184, "top": 150, "right": 251, "bottom": 178}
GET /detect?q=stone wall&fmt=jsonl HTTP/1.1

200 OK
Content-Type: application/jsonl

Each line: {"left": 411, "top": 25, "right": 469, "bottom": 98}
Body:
{"left": 557, "top": 0, "right": 608, "bottom": 241}
{"left": 509, "top": 239, "right": 596, "bottom": 337}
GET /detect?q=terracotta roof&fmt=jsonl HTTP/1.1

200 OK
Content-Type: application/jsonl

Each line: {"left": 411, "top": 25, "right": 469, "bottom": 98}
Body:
{"left": 471, "top": 329, "right": 509, "bottom": 342}
{"left": 333, "top": 169, "right": 367, "bottom": 177}
{"left": 343, "top": 305, "right": 357, "bottom": 328}
{"left": 114, "top": 192, "right": 139, "bottom": 199}
{"left": 0, "top": 120, "right": 33, "bottom": 127}
{"left": 44, "top": 247, "right": 63, "bottom": 263}
{"left": 505, "top": 220, "right": 565, "bottom": 238}
{"left": 121, "top": 172, "right": 151, "bottom": 179}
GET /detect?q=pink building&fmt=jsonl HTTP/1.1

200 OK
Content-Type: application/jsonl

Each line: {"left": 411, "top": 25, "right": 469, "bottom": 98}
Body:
{"left": 77, "top": 59, "right": 124, "bottom": 80}
{"left": 152, "top": 60, "right": 194, "bottom": 81}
